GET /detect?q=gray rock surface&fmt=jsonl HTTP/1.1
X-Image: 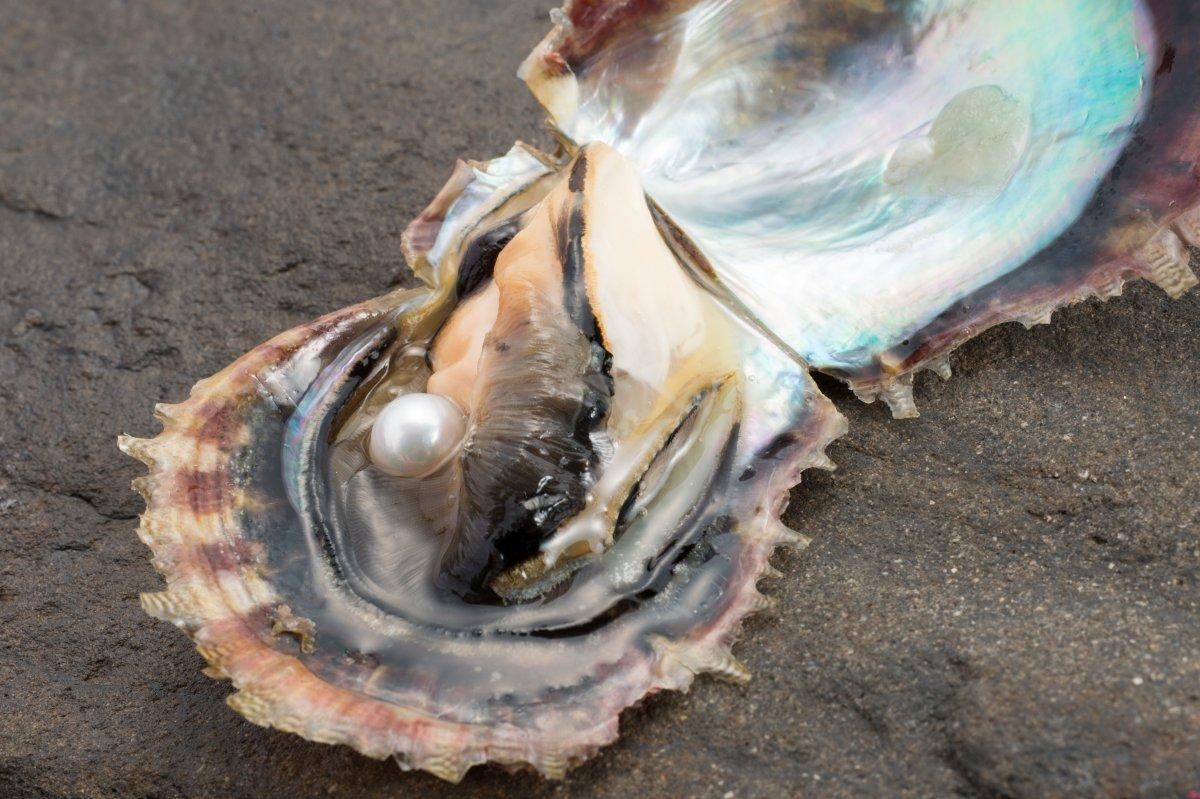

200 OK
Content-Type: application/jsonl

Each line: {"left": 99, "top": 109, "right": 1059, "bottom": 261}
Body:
{"left": 0, "top": 2, "right": 1196, "bottom": 797}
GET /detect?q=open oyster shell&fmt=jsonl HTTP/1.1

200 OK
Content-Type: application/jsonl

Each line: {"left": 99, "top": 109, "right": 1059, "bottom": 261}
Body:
{"left": 121, "top": 0, "right": 1198, "bottom": 783}
{"left": 522, "top": 0, "right": 1200, "bottom": 416}
{"left": 120, "top": 143, "right": 845, "bottom": 780}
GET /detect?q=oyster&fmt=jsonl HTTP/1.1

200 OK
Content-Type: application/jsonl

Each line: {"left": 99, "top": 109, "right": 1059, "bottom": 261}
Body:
{"left": 121, "top": 0, "right": 1197, "bottom": 783}
{"left": 522, "top": 0, "right": 1200, "bottom": 415}
{"left": 120, "top": 143, "right": 844, "bottom": 780}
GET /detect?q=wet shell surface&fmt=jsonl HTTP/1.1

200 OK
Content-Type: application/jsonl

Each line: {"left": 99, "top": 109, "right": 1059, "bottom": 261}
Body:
{"left": 123, "top": 0, "right": 1197, "bottom": 783}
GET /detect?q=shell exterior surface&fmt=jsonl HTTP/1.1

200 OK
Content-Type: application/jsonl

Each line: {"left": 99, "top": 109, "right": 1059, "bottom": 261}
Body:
{"left": 122, "top": 144, "right": 846, "bottom": 780}
{"left": 522, "top": 0, "right": 1200, "bottom": 414}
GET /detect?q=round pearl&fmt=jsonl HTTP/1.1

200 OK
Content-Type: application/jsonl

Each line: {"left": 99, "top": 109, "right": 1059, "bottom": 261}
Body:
{"left": 368, "top": 393, "right": 467, "bottom": 478}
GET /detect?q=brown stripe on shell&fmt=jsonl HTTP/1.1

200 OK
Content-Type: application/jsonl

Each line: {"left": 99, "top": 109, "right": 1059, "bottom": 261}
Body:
{"left": 167, "top": 469, "right": 233, "bottom": 516}
{"left": 552, "top": 0, "right": 695, "bottom": 69}
{"left": 196, "top": 538, "right": 265, "bottom": 574}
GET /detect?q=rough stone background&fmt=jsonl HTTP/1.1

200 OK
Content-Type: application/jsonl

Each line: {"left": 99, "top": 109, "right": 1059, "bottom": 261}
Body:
{"left": 0, "top": 2, "right": 1197, "bottom": 798}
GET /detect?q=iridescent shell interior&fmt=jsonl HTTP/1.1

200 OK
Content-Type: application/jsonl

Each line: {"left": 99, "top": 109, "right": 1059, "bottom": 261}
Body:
{"left": 523, "top": 0, "right": 1200, "bottom": 414}
{"left": 122, "top": 0, "right": 1198, "bottom": 783}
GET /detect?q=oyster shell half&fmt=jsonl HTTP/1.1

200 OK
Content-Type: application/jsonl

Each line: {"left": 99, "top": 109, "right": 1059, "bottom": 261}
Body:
{"left": 121, "top": 143, "right": 845, "bottom": 780}
{"left": 522, "top": 0, "right": 1200, "bottom": 415}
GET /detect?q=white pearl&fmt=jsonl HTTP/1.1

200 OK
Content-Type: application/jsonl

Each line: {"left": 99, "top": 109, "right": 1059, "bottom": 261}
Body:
{"left": 368, "top": 393, "right": 467, "bottom": 478}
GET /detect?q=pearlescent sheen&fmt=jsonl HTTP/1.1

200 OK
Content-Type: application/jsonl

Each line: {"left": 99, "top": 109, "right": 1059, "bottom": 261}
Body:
{"left": 368, "top": 393, "right": 467, "bottom": 478}
{"left": 523, "top": 0, "right": 1156, "bottom": 374}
